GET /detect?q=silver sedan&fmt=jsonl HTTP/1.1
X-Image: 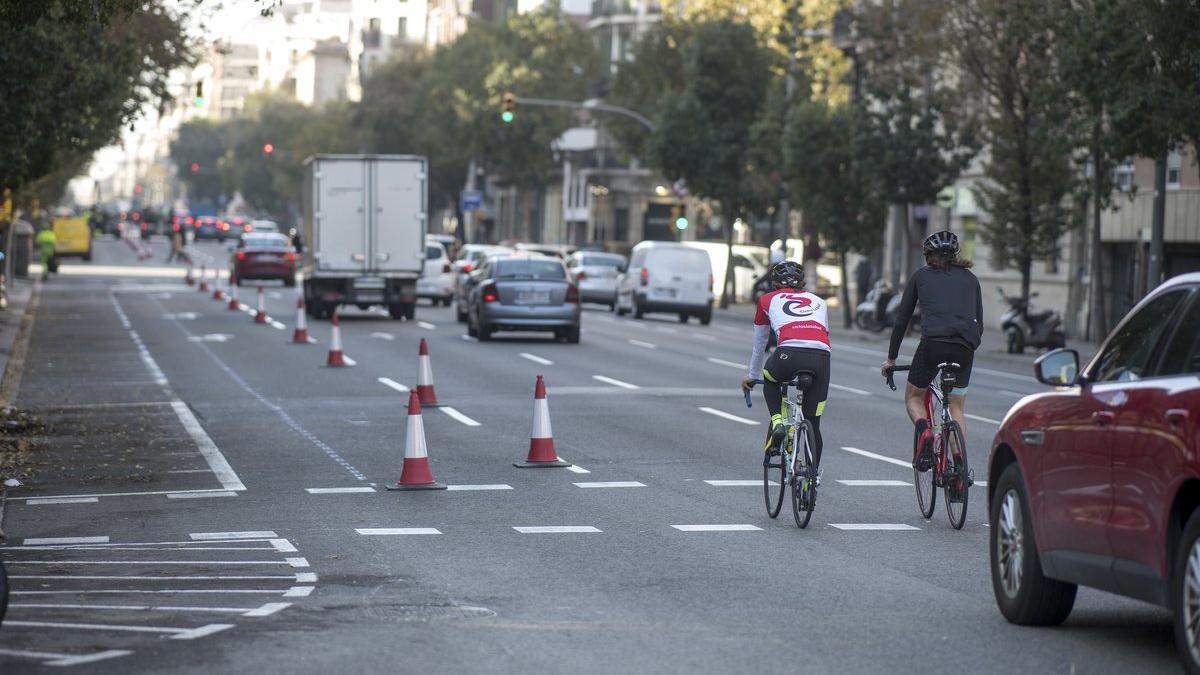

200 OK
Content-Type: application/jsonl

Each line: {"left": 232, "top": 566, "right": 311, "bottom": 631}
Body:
{"left": 466, "top": 256, "right": 581, "bottom": 343}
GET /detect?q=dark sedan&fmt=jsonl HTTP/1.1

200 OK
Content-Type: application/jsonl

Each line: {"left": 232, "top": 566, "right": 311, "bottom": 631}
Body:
{"left": 194, "top": 215, "right": 229, "bottom": 241}
{"left": 466, "top": 256, "right": 581, "bottom": 343}
{"left": 231, "top": 233, "right": 297, "bottom": 286}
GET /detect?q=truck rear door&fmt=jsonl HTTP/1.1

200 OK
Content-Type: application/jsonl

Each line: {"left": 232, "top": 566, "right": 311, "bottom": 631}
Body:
{"left": 370, "top": 158, "right": 425, "bottom": 276}
{"left": 314, "top": 159, "right": 367, "bottom": 273}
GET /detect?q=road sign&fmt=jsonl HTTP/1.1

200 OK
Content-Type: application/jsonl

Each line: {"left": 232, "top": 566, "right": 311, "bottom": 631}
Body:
{"left": 460, "top": 190, "right": 482, "bottom": 213}
{"left": 936, "top": 186, "right": 956, "bottom": 209}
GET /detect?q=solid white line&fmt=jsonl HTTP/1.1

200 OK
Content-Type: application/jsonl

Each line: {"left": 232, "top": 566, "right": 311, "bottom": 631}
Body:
{"left": 1, "top": 619, "right": 215, "bottom": 636}
{"left": 242, "top": 602, "right": 292, "bottom": 617}
{"left": 698, "top": 407, "right": 759, "bottom": 425}
{"left": 628, "top": 339, "right": 657, "bottom": 349}
{"left": 513, "top": 526, "right": 601, "bottom": 534}
{"left": 167, "top": 491, "right": 237, "bottom": 499}
{"left": 191, "top": 531, "right": 278, "bottom": 540}
{"left": 8, "top": 603, "right": 261, "bottom": 613}
{"left": 440, "top": 406, "right": 481, "bottom": 427}
{"left": 519, "top": 352, "right": 554, "bottom": 365}
{"left": 284, "top": 586, "right": 314, "bottom": 597}
{"left": 592, "top": 375, "right": 639, "bottom": 389}
{"left": 829, "top": 523, "right": 920, "bottom": 531}
{"left": 14, "top": 488, "right": 239, "bottom": 502}
{"left": 0, "top": 648, "right": 132, "bottom": 667}
{"left": 27, "top": 497, "right": 98, "bottom": 505}
{"left": 842, "top": 446, "right": 911, "bottom": 469}
{"left": 461, "top": 334, "right": 478, "bottom": 342}
{"left": 7, "top": 560, "right": 302, "bottom": 566}
{"left": 171, "top": 400, "right": 246, "bottom": 492}
{"left": 830, "top": 383, "right": 871, "bottom": 396}
{"left": 446, "top": 484, "right": 513, "bottom": 491}
{"left": 377, "top": 377, "right": 410, "bottom": 393}
{"left": 966, "top": 413, "right": 1001, "bottom": 426}
{"left": 706, "top": 357, "right": 744, "bottom": 369}
{"left": 12, "top": 589, "right": 293, "bottom": 596}
{"left": 671, "top": 524, "right": 762, "bottom": 532}
{"left": 355, "top": 528, "right": 441, "bottom": 535}
{"left": 705, "top": 479, "right": 777, "bottom": 487}
{"left": 23, "top": 536, "right": 109, "bottom": 546}
{"left": 417, "top": 321, "right": 436, "bottom": 330}
{"left": 10, "top": 574, "right": 304, "bottom": 581}
{"left": 305, "top": 487, "right": 376, "bottom": 494}
{"left": 837, "top": 479, "right": 912, "bottom": 487}
{"left": 573, "top": 481, "right": 645, "bottom": 488}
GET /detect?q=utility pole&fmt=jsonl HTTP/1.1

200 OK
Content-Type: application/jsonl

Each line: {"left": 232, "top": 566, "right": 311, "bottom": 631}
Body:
{"left": 1147, "top": 152, "right": 1167, "bottom": 291}
{"left": 776, "top": 1, "right": 801, "bottom": 253}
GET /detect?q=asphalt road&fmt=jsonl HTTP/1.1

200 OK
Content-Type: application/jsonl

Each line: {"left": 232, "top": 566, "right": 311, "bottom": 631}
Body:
{"left": 0, "top": 238, "right": 1178, "bottom": 673}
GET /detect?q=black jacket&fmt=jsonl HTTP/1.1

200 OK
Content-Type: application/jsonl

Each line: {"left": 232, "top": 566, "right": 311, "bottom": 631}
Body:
{"left": 888, "top": 265, "right": 983, "bottom": 359}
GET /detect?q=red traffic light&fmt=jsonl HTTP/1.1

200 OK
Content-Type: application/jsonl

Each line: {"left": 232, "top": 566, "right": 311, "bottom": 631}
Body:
{"left": 190, "top": 162, "right": 200, "bottom": 173}
{"left": 263, "top": 143, "right": 275, "bottom": 154}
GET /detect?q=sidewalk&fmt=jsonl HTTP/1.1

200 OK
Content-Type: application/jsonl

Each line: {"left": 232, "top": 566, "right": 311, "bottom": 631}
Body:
{"left": 0, "top": 278, "right": 38, "bottom": 407}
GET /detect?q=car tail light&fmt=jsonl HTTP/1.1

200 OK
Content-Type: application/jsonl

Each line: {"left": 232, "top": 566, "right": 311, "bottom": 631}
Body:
{"left": 443, "top": 263, "right": 452, "bottom": 273}
{"left": 172, "top": 224, "right": 180, "bottom": 232}
{"left": 708, "top": 273, "right": 714, "bottom": 290}
{"left": 482, "top": 284, "right": 498, "bottom": 303}
{"left": 462, "top": 263, "right": 473, "bottom": 273}
{"left": 566, "top": 284, "right": 579, "bottom": 304}
{"left": 640, "top": 268, "right": 649, "bottom": 287}
{"left": 132, "top": 212, "right": 141, "bottom": 221}
{"left": 244, "top": 224, "right": 252, "bottom": 232}
{"left": 285, "top": 252, "right": 296, "bottom": 262}
{"left": 236, "top": 252, "right": 246, "bottom": 261}
{"left": 185, "top": 216, "right": 194, "bottom": 225}
{"left": 219, "top": 222, "right": 230, "bottom": 231}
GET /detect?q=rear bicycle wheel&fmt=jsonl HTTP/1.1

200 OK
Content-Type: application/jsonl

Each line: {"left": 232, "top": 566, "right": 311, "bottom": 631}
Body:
{"left": 943, "top": 421, "right": 969, "bottom": 529}
{"left": 763, "top": 434, "right": 786, "bottom": 519}
{"left": 792, "top": 422, "right": 816, "bottom": 529}
{"left": 915, "top": 433, "right": 936, "bottom": 520}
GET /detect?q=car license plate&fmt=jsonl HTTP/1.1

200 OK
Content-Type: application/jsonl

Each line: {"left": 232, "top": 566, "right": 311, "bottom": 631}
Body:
{"left": 655, "top": 287, "right": 677, "bottom": 299}
{"left": 356, "top": 292, "right": 383, "bottom": 303}
{"left": 517, "top": 290, "right": 550, "bottom": 304}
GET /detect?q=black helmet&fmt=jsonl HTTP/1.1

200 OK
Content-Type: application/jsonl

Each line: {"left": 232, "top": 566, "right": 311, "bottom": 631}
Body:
{"left": 922, "top": 230, "right": 960, "bottom": 255}
{"left": 770, "top": 260, "right": 805, "bottom": 289}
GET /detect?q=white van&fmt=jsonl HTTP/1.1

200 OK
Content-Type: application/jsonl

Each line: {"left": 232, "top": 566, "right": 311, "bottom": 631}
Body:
{"left": 616, "top": 241, "right": 714, "bottom": 324}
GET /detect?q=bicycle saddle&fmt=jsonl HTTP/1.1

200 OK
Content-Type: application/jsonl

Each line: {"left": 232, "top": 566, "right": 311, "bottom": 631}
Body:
{"left": 936, "top": 362, "right": 962, "bottom": 389}
{"left": 788, "top": 370, "right": 817, "bottom": 390}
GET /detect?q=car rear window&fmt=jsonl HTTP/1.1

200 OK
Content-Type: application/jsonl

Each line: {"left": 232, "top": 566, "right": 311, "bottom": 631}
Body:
{"left": 243, "top": 234, "right": 289, "bottom": 249}
{"left": 426, "top": 245, "right": 444, "bottom": 260}
{"left": 581, "top": 255, "right": 624, "bottom": 268}
{"left": 651, "top": 248, "right": 709, "bottom": 275}
{"left": 495, "top": 259, "right": 565, "bottom": 280}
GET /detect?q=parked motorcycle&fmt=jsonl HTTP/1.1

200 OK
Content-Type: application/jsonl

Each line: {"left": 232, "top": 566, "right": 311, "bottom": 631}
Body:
{"left": 997, "top": 287, "right": 1065, "bottom": 354}
{"left": 854, "top": 280, "right": 920, "bottom": 334}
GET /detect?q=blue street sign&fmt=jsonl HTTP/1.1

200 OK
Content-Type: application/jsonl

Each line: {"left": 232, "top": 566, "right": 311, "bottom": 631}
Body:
{"left": 460, "top": 190, "right": 482, "bottom": 213}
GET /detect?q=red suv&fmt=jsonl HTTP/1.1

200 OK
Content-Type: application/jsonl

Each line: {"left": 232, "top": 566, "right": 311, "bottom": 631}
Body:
{"left": 987, "top": 272, "right": 1200, "bottom": 671}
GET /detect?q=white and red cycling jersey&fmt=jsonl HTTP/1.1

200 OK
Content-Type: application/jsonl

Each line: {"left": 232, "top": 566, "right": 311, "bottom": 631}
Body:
{"left": 747, "top": 289, "right": 831, "bottom": 378}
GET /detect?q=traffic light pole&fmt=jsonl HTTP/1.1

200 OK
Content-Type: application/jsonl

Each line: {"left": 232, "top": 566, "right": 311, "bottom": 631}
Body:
{"left": 512, "top": 97, "right": 655, "bottom": 131}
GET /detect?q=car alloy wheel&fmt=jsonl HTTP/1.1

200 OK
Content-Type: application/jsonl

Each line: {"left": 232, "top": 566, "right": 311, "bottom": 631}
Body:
{"left": 1184, "top": 540, "right": 1200, "bottom": 665}
{"left": 997, "top": 488, "right": 1024, "bottom": 598}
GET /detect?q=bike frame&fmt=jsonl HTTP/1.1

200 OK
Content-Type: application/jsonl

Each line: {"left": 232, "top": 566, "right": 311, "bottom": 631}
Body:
{"left": 924, "top": 378, "right": 952, "bottom": 479}
{"left": 781, "top": 385, "right": 811, "bottom": 481}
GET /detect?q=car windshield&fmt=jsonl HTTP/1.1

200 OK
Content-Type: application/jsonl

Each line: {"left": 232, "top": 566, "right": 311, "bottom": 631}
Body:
{"left": 494, "top": 259, "right": 565, "bottom": 280}
{"left": 581, "top": 255, "right": 624, "bottom": 268}
{"left": 243, "top": 234, "right": 289, "bottom": 249}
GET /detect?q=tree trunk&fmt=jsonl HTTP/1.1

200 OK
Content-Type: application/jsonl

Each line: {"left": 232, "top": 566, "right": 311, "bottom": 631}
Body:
{"left": 1020, "top": 256, "right": 1032, "bottom": 305}
{"left": 720, "top": 215, "right": 735, "bottom": 309}
{"left": 1088, "top": 124, "right": 1107, "bottom": 341}
{"left": 1148, "top": 152, "right": 1167, "bottom": 291}
{"left": 838, "top": 251, "right": 852, "bottom": 329}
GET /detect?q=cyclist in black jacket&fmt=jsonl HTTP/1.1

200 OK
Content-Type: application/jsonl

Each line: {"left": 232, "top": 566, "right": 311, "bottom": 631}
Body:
{"left": 880, "top": 230, "right": 982, "bottom": 471}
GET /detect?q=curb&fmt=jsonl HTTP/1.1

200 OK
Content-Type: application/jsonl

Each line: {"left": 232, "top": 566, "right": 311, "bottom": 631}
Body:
{"left": 0, "top": 280, "right": 40, "bottom": 409}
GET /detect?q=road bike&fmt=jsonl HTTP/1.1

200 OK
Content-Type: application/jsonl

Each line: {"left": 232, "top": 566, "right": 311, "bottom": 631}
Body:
{"left": 745, "top": 374, "right": 818, "bottom": 528}
{"left": 885, "top": 363, "right": 972, "bottom": 529}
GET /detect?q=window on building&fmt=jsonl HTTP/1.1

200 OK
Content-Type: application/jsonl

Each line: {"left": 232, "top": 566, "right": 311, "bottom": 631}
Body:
{"left": 1167, "top": 150, "right": 1182, "bottom": 190}
{"left": 1113, "top": 161, "right": 1135, "bottom": 192}
{"left": 398, "top": 17, "right": 407, "bottom": 38}
{"left": 614, "top": 208, "right": 629, "bottom": 243}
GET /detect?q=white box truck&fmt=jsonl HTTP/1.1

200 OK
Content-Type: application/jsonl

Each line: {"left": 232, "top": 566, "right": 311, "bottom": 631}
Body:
{"left": 301, "top": 155, "right": 426, "bottom": 319}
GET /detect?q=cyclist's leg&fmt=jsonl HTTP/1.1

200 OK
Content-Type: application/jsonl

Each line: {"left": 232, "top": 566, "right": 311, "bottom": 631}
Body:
{"left": 761, "top": 350, "right": 791, "bottom": 450}
{"left": 945, "top": 344, "right": 974, "bottom": 440}
{"left": 907, "top": 341, "right": 939, "bottom": 468}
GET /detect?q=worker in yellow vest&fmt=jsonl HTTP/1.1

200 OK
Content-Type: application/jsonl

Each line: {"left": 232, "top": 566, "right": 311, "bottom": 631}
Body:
{"left": 35, "top": 226, "right": 56, "bottom": 280}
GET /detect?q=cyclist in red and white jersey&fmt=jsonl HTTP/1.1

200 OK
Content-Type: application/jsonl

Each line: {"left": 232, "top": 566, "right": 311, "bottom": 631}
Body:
{"left": 740, "top": 261, "right": 832, "bottom": 473}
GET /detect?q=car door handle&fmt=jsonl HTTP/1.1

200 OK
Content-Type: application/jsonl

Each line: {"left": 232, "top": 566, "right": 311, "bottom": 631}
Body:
{"left": 1092, "top": 411, "right": 1115, "bottom": 426}
{"left": 1167, "top": 409, "right": 1190, "bottom": 427}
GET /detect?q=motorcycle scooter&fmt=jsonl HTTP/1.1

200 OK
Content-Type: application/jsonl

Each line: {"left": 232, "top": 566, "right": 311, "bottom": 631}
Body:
{"left": 997, "top": 287, "right": 1065, "bottom": 354}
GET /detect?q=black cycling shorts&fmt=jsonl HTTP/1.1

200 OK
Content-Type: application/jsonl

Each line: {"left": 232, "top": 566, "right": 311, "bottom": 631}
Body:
{"left": 908, "top": 339, "right": 974, "bottom": 392}
{"left": 763, "top": 347, "right": 831, "bottom": 418}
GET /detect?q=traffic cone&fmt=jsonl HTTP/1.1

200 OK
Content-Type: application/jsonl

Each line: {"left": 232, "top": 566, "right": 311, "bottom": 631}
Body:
{"left": 227, "top": 274, "right": 239, "bottom": 310}
{"left": 254, "top": 286, "right": 267, "bottom": 324}
{"left": 387, "top": 391, "right": 447, "bottom": 491}
{"left": 185, "top": 264, "right": 195, "bottom": 286}
{"left": 198, "top": 264, "right": 208, "bottom": 292}
{"left": 325, "top": 310, "right": 348, "bottom": 367}
{"left": 211, "top": 269, "right": 223, "bottom": 300}
{"left": 290, "top": 297, "right": 309, "bottom": 344}
{"left": 415, "top": 339, "right": 439, "bottom": 407}
{"left": 514, "top": 375, "right": 571, "bottom": 468}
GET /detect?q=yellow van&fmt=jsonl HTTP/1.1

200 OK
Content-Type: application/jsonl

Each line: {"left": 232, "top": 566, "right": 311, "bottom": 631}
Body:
{"left": 53, "top": 217, "right": 92, "bottom": 261}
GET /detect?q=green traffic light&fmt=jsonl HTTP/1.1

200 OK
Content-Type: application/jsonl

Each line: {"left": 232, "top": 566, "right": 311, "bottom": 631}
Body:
{"left": 501, "top": 111, "right": 515, "bottom": 123}
{"left": 194, "top": 96, "right": 204, "bottom": 106}
{"left": 675, "top": 217, "right": 688, "bottom": 230}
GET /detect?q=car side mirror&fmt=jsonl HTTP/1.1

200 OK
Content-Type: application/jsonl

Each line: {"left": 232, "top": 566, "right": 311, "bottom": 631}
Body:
{"left": 1035, "top": 348, "right": 1079, "bottom": 386}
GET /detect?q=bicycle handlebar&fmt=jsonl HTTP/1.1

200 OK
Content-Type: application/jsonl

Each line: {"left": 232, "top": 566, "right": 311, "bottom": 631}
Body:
{"left": 743, "top": 379, "right": 764, "bottom": 408}
{"left": 884, "top": 365, "right": 911, "bottom": 392}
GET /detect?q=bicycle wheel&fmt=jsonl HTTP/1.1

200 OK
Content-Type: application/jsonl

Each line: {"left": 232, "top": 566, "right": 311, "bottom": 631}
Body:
{"left": 792, "top": 422, "right": 816, "bottom": 529}
{"left": 763, "top": 432, "right": 786, "bottom": 519}
{"left": 914, "top": 433, "right": 936, "bottom": 520}
{"left": 943, "top": 421, "right": 969, "bottom": 529}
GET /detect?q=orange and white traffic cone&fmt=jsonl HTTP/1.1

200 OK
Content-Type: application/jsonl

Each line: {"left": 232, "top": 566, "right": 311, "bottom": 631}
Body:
{"left": 185, "top": 264, "right": 195, "bottom": 286}
{"left": 198, "top": 264, "right": 208, "bottom": 292}
{"left": 514, "top": 375, "right": 571, "bottom": 468}
{"left": 227, "top": 274, "right": 239, "bottom": 310}
{"left": 325, "top": 310, "right": 349, "bottom": 367}
{"left": 387, "top": 391, "right": 447, "bottom": 491}
{"left": 290, "top": 297, "right": 309, "bottom": 344}
{"left": 415, "top": 338, "right": 439, "bottom": 407}
{"left": 254, "top": 286, "right": 267, "bottom": 324}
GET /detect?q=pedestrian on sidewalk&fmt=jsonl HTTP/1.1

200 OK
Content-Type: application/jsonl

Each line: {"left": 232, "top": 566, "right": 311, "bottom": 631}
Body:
{"left": 35, "top": 225, "right": 56, "bottom": 281}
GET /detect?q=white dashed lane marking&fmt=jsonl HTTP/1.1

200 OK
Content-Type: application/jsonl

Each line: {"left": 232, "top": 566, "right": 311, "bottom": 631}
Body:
{"left": 706, "top": 357, "right": 744, "bottom": 369}
{"left": 166, "top": 491, "right": 237, "bottom": 499}
{"left": 377, "top": 377, "right": 409, "bottom": 393}
{"left": 417, "top": 321, "right": 437, "bottom": 330}
{"left": 519, "top": 352, "right": 554, "bottom": 365}
{"left": 628, "top": 339, "right": 657, "bottom": 349}
{"left": 22, "top": 537, "right": 109, "bottom": 546}
{"left": 440, "top": 407, "right": 480, "bottom": 427}
{"left": 829, "top": 524, "right": 920, "bottom": 531}
{"left": 355, "top": 528, "right": 441, "bottom": 535}
{"left": 698, "top": 407, "right": 758, "bottom": 426}
{"left": 592, "top": 375, "right": 639, "bottom": 389}
{"left": 830, "top": 383, "right": 871, "bottom": 396}
{"left": 837, "top": 479, "right": 911, "bottom": 487}
{"left": 671, "top": 524, "right": 762, "bottom": 532}
{"left": 446, "top": 484, "right": 513, "bottom": 491}
{"left": 27, "top": 497, "right": 98, "bottom": 505}
{"left": 842, "top": 446, "right": 910, "bottom": 469}
{"left": 704, "top": 480, "right": 773, "bottom": 487}
{"left": 966, "top": 413, "right": 1001, "bottom": 426}
{"left": 190, "top": 531, "right": 278, "bottom": 540}
{"left": 573, "top": 481, "right": 645, "bottom": 488}
{"left": 305, "top": 487, "right": 376, "bottom": 494}
{"left": 513, "top": 526, "right": 601, "bottom": 534}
